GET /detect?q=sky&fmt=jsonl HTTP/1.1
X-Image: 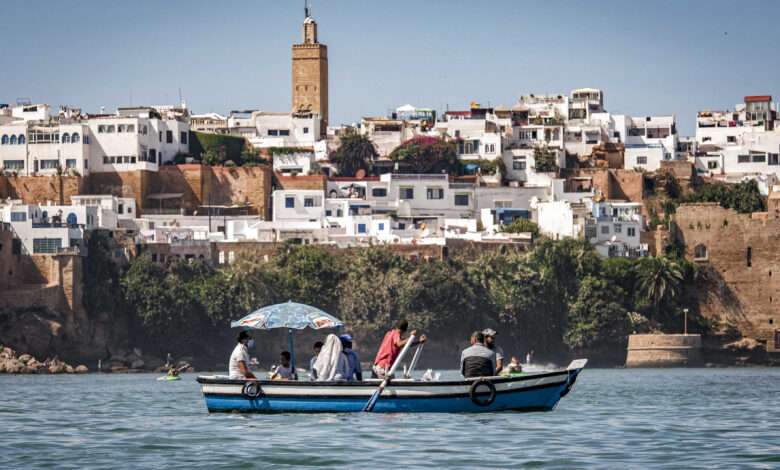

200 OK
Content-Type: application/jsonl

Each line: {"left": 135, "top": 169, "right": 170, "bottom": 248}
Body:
{"left": 1, "top": 0, "right": 778, "bottom": 135}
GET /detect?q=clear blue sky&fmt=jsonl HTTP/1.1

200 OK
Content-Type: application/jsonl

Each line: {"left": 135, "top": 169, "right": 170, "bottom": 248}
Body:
{"left": 1, "top": 0, "right": 778, "bottom": 134}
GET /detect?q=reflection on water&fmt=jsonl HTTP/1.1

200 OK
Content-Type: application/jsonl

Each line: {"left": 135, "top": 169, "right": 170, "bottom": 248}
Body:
{"left": 1, "top": 368, "right": 780, "bottom": 469}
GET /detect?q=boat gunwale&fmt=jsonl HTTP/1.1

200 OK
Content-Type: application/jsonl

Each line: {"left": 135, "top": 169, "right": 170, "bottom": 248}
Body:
{"left": 196, "top": 369, "right": 572, "bottom": 387}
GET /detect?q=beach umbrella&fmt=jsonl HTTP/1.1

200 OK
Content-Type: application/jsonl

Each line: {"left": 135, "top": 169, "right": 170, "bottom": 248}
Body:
{"left": 231, "top": 301, "right": 343, "bottom": 375}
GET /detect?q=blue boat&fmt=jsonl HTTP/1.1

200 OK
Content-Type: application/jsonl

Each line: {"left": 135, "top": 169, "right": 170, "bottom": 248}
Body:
{"left": 196, "top": 359, "right": 587, "bottom": 413}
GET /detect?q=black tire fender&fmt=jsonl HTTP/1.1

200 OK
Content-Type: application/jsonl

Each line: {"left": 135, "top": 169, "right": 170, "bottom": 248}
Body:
{"left": 469, "top": 378, "right": 496, "bottom": 406}
{"left": 242, "top": 381, "right": 262, "bottom": 399}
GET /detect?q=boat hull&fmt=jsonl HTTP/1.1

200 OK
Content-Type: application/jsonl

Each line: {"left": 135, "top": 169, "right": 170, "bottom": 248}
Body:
{"left": 197, "top": 360, "right": 586, "bottom": 414}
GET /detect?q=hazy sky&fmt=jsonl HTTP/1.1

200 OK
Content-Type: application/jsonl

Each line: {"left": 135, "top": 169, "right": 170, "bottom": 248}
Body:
{"left": 1, "top": 0, "right": 778, "bottom": 134}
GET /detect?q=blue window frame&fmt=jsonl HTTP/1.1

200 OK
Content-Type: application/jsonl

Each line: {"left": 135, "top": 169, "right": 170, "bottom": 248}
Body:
{"left": 285, "top": 196, "right": 295, "bottom": 208}
{"left": 357, "top": 223, "right": 367, "bottom": 234}
{"left": 378, "top": 223, "right": 385, "bottom": 231}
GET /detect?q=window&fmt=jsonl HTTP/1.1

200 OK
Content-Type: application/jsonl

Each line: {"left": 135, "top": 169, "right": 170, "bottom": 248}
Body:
{"left": 10, "top": 212, "right": 27, "bottom": 222}
{"left": 166, "top": 131, "right": 173, "bottom": 143}
{"left": 303, "top": 127, "right": 309, "bottom": 134}
{"left": 627, "top": 227, "right": 636, "bottom": 237}
{"left": 738, "top": 155, "right": 750, "bottom": 163}
{"left": 694, "top": 244, "right": 708, "bottom": 260}
{"left": 103, "top": 156, "right": 110, "bottom": 164}
{"left": 268, "top": 129, "right": 279, "bottom": 136}
{"left": 601, "top": 225, "right": 610, "bottom": 234}
{"left": 747, "top": 246, "right": 752, "bottom": 267}
{"left": 285, "top": 196, "right": 295, "bottom": 208}
{"left": 65, "top": 159, "right": 77, "bottom": 169}
{"left": 708, "top": 161, "right": 718, "bottom": 169}
{"left": 426, "top": 187, "right": 444, "bottom": 200}
{"left": 62, "top": 133, "right": 71, "bottom": 143}
{"left": 325, "top": 209, "right": 332, "bottom": 216}
{"left": 4, "top": 160, "right": 24, "bottom": 170}
{"left": 378, "top": 223, "right": 385, "bottom": 231}
{"left": 357, "top": 223, "right": 367, "bottom": 234}
{"left": 149, "top": 149, "right": 157, "bottom": 161}
{"left": 770, "top": 153, "right": 780, "bottom": 166}
{"left": 702, "top": 136, "right": 711, "bottom": 142}
{"left": 304, "top": 197, "right": 315, "bottom": 207}
{"left": 279, "top": 130, "right": 290, "bottom": 136}
{"left": 40, "top": 159, "right": 59, "bottom": 170}
{"left": 158, "top": 131, "right": 162, "bottom": 142}
{"left": 752, "top": 153, "right": 766, "bottom": 163}
{"left": 9, "top": 135, "right": 16, "bottom": 145}
{"left": 98, "top": 125, "right": 106, "bottom": 133}
{"left": 117, "top": 124, "right": 127, "bottom": 133}
{"left": 372, "top": 187, "right": 387, "bottom": 198}
{"left": 727, "top": 136, "right": 736, "bottom": 143}
{"left": 33, "top": 238, "right": 61, "bottom": 254}
{"left": 636, "top": 156, "right": 648, "bottom": 165}
{"left": 614, "top": 223, "right": 622, "bottom": 233}
{"left": 399, "top": 187, "right": 414, "bottom": 199}
{"left": 127, "top": 125, "right": 135, "bottom": 133}
{"left": 454, "top": 194, "right": 469, "bottom": 206}
{"left": 180, "top": 132, "right": 188, "bottom": 144}
{"left": 513, "top": 158, "right": 526, "bottom": 170}
{"left": 106, "top": 125, "right": 115, "bottom": 133}
{"left": 0, "top": 135, "right": 7, "bottom": 144}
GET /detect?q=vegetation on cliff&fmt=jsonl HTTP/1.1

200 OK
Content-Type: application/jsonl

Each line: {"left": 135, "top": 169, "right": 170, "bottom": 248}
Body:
{"left": 329, "top": 131, "right": 378, "bottom": 176}
{"left": 112, "top": 240, "right": 698, "bottom": 364}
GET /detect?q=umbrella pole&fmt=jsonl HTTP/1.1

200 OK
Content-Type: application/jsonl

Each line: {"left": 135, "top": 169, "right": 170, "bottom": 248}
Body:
{"left": 288, "top": 328, "right": 296, "bottom": 377}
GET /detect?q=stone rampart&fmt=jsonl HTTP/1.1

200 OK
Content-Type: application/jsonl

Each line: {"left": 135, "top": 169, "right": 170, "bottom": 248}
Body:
{"left": 625, "top": 334, "right": 702, "bottom": 367}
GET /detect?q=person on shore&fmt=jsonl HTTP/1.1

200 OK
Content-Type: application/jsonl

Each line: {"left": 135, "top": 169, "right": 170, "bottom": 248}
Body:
{"left": 372, "top": 318, "right": 426, "bottom": 379}
{"left": 229, "top": 331, "right": 256, "bottom": 380}
{"left": 460, "top": 331, "right": 496, "bottom": 378}
{"left": 338, "top": 334, "right": 362, "bottom": 381}
{"left": 526, "top": 350, "right": 534, "bottom": 366}
{"left": 309, "top": 341, "right": 324, "bottom": 380}
{"left": 270, "top": 351, "right": 295, "bottom": 380}
{"left": 482, "top": 328, "right": 504, "bottom": 375}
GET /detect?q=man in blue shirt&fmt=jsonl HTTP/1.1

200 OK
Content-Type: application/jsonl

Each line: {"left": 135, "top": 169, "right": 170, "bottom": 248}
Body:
{"left": 338, "top": 334, "right": 363, "bottom": 381}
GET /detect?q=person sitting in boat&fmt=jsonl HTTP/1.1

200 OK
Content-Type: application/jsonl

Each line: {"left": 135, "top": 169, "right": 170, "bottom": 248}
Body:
{"left": 167, "top": 367, "right": 179, "bottom": 377}
{"left": 337, "top": 334, "right": 362, "bottom": 381}
{"left": 460, "top": 331, "right": 496, "bottom": 378}
{"left": 313, "top": 334, "right": 349, "bottom": 381}
{"left": 309, "top": 341, "right": 324, "bottom": 380}
{"left": 229, "top": 331, "right": 257, "bottom": 380}
{"left": 482, "top": 328, "right": 505, "bottom": 375}
{"left": 372, "top": 318, "right": 426, "bottom": 379}
{"left": 270, "top": 351, "right": 296, "bottom": 380}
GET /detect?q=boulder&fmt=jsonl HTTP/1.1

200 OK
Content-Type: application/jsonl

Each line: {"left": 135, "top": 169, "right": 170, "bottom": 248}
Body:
{"left": 48, "top": 364, "right": 65, "bottom": 374}
{"left": 65, "top": 365, "right": 74, "bottom": 374}
{"left": 18, "top": 354, "right": 32, "bottom": 363}
{"left": 725, "top": 337, "right": 763, "bottom": 352}
{"left": 130, "top": 359, "right": 145, "bottom": 370}
{"left": 6, "top": 359, "right": 24, "bottom": 374}
{"left": 75, "top": 365, "right": 89, "bottom": 373}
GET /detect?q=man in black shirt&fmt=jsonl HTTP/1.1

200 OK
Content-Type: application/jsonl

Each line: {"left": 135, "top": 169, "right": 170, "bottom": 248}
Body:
{"left": 460, "top": 331, "right": 497, "bottom": 378}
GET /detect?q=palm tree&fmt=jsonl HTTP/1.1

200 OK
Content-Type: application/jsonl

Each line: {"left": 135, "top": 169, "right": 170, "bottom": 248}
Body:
{"left": 636, "top": 256, "right": 684, "bottom": 319}
{"left": 329, "top": 130, "right": 377, "bottom": 176}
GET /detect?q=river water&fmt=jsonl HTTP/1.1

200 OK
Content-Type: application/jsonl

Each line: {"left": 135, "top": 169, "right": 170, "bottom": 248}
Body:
{"left": 1, "top": 368, "right": 779, "bottom": 469}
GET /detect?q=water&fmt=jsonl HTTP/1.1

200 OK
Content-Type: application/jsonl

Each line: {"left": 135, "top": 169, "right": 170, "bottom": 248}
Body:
{"left": 1, "top": 368, "right": 779, "bottom": 469}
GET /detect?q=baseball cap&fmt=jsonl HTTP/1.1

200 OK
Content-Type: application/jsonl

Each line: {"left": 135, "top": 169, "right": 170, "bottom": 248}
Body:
{"left": 482, "top": 328, "right": 497, "bottom": 337}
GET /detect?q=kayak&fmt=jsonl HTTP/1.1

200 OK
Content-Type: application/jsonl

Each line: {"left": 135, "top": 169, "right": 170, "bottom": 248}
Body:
{"left": 196, "top": 359, "right": 587, "bottom": 413}
{"left": 157, "top": 375, "right": 181, "bottom": 381}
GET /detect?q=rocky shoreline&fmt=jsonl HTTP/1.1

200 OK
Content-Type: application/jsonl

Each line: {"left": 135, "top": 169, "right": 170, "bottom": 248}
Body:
{"left": 0, "top": 346, "right": 88, "bottom": 374}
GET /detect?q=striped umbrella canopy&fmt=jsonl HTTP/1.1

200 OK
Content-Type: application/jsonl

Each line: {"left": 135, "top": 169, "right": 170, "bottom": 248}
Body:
{"left": 231, "top": 301, "right": 342, "bottom": 331}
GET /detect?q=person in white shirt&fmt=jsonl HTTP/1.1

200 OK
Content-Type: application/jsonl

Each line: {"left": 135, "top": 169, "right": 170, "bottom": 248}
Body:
{"left": 229, "top": 331, "right": 257, "bottom": 380}
{"left": 270, "top": 351, "right": 296, "bottom": 380}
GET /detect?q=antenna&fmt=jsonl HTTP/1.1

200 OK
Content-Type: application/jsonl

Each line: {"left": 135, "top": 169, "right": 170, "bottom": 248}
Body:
{"left": 304, "top": 0, "right": 310, "bottom": 18}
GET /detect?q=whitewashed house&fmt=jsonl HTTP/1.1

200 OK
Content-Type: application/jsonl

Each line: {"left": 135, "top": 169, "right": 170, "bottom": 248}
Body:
{"left": 584, "top": 200, "right": 647, "bottom": 258}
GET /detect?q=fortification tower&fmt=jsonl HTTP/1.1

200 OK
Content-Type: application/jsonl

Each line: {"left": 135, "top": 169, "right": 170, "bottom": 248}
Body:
{"left": 292, "top": 1, "right": 328, "bottom": 134}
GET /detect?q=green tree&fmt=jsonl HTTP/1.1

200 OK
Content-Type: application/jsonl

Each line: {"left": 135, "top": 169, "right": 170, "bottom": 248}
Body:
{"left": 500, "top": 218, "right": 539, "bottom": 237}
{"left": 565, "top": 277, "right": 630, "bottom": 350}
{"left": 329, "top": 130, "right": 378, "bottom": 176}
{"left": 390, "top": 136, "right": 461, "bottom": 174}
{"left": 533, "top": 146, "right": 559, "bottom": 173}
{"left": 267, "top": 244, "right": 343, "bottom": 311}
{"left": 681, "top": 180, "right": 765, "bottom": 213}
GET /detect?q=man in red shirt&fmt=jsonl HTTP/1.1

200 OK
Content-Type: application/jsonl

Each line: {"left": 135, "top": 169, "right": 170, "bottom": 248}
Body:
{"left": 371, "top": 318, "right": 426, "bottom": 378}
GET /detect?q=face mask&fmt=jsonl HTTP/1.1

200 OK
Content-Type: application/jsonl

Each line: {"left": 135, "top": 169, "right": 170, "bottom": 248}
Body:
{"left": 246, "top": 339, "right": 255, "bottom": 349}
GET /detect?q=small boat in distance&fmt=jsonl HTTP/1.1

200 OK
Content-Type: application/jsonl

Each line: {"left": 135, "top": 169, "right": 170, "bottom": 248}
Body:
{"left": 196, "top": 359, "right": 587, "bottom": 413}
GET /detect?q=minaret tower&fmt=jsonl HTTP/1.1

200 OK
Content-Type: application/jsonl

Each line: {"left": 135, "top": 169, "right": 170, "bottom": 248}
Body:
{"left": 292, "top": 1, "right": 328, "bottom": 133}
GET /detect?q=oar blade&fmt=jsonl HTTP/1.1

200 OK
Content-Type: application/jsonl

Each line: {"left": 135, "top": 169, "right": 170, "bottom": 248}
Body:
{"left": 363, "top": 390, "right": 380, "bottom": 412}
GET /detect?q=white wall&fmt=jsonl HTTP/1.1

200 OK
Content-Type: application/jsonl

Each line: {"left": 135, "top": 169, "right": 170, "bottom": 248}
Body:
{"left": 272, "top": 190, "right": 325, "bottom": 222}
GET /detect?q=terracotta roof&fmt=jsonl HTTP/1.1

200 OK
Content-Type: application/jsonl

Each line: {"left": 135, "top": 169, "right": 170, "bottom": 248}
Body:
{"left": 745, "top": 95, "right": 772, "bottom": 103}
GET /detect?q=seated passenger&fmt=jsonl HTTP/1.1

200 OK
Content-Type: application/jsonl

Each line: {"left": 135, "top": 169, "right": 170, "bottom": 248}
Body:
{"left": 270, "top": 351, "right": 295, "bottom": 380}
{"left": 229, "top": 331, "right": 257, "bottom": 380}
{"left": 313, "top": 334, "right": 349, "bottom": 381}
{"left": 309, "top": 341, "right": 324, "bottom": 380}
{"left": 337, "top": 334, "right": 362, "bottom": 381}
{"left": 460, "top": 331, "right": 496, "bottom": 378}
{"left": 504, "top": 356, "right": 523, "bottom": 374}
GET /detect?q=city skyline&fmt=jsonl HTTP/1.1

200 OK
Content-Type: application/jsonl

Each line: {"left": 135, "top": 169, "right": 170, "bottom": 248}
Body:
{"left": 1, "top": 0, "right": 779, "bottom": 134}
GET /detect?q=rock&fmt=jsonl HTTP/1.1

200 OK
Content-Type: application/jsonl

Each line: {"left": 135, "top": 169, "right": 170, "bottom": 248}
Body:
{"left": 725, "top": 338, "right": 763, "bottom": 352}
{"left": 130, "top": 359, "right": 145, "bottom": 370}
{"left": 110, "top": 365, "right": 128, "bottom": 373}
{"left": 6, "top": 359, "right": 24, "bottom": 374}
{"left": 18, "top": 354, "right": 32, "bottom": 363}
{"left": 65, "top": 365, "right": 74, "bottom": 374}
{"left": 142, "top": 356, "right": 165, "bottom": 371}
{"left": 75, "top": 365, "right": 88, "bottom": 373}
{"left": 132, "top": 347, "right": 143, "bottom": 357}
{"left": 49, "top": 364, "right": 65, "bottom": 374}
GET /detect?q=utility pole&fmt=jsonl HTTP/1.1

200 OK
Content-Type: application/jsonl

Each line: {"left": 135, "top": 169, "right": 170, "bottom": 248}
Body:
{"left": 683, "top": 308, "right": 689, "bottom": 335}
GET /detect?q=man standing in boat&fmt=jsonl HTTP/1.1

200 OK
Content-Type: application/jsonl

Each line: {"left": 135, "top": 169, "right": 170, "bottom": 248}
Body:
{"left": 229, "top": 331, "right": 257, "bottom": 380}
{"left": 371, "top": 319, "right": 426, "bottom": 379}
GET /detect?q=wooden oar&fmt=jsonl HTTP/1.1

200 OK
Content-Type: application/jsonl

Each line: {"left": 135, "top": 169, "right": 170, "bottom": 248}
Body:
{"left": 363, "top": 334, "right": 416, "bottom": 412}
{"left": 404, "top": 342, "right": 425, "bottom": 379}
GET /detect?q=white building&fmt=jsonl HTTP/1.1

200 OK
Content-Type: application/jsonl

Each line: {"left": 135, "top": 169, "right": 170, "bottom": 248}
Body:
{"left": 249, "top": 111, "right": 321, "bottom": 149}
{"left": 0, "top": 201, "right": 99, "bottom": 254}
{"left": 614, "top": 115, "right": 678, "bottom": 171}
{"left": 584, "top": 200, "right": 647, "bottom": 258}
{"left": 272, "top": 189, "right": 325, "bottom": 223}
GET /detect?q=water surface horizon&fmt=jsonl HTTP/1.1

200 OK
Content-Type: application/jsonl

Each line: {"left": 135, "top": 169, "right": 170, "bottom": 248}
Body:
{"left": 2, "top": 368, "right": 779, "bottom": 469}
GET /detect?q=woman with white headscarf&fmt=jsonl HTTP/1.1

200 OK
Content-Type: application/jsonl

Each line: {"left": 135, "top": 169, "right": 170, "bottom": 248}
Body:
{"left": 313, "top": 334, "right": 348, "bottom": 381}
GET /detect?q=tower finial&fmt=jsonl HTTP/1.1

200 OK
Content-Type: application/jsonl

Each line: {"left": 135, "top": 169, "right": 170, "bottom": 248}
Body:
{"left": 305, "top": 0, "right": 310, "bottom": 19}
